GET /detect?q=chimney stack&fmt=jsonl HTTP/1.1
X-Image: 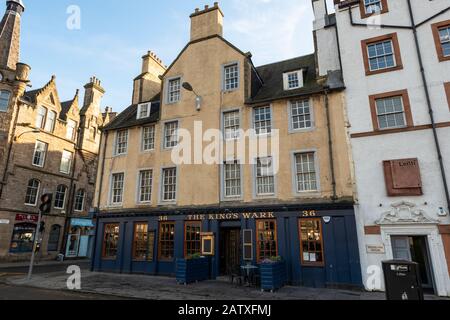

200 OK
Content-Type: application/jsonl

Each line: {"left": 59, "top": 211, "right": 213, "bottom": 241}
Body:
{"left": 190, "top": 2, "right": 224, "bottom": 42}
{"left": 132, "top": 51, "right": 166, "bottom": 104}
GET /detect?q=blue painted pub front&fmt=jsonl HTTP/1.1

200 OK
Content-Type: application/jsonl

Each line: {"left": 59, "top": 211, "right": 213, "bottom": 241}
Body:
{"left": 92, "top": 204, "right": 363, "bottom": 289}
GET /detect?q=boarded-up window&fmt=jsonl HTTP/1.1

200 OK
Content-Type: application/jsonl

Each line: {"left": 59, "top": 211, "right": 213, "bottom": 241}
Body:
{"left": 383, "top": 158, "right": 423, "bottom": 196}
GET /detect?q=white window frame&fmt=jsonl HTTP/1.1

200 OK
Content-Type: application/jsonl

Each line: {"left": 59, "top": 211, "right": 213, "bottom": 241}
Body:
{"left": 288, "top": 99, "right": 315, "bottom": 133}
{"left": 367, "top": 39, "right": 396, "bottom": 72}
{"left": 439, "top": 25, "right": 450, "bottom": 57}
{"left": 221, "top": 160, "right": 243, "bottom": 201}
{"left": 60, "top": 150, "right": 73, "bottom": 174}
{"left": 364, "top": 0, "right": 382, "bottom": 14}
{"left": 160, "top": 167, "right": 178, "bottom": 203}
{"left": 375, "top": 95, "right": 407, "bottom": 130}
{"left": 54, "top": 185, "right": 67, "bottom": 210}
{"left": 163, "top": 120, "right": 179, "bottom": 150}
{"left": 25, "top": 179, "right": 40, "bottom": 207}
{"left": 0, "top": 90, "right": 11, "bottom": 112}
{"left": 222, "top": 109, "right": 241, "bottom": 140}
{"left": 66, "top": 119, "right": 77, "bottom": 141}
{"left": 114, "top": 129, "right": 128, "bottom": 156}
{"left": 222, "top": 62, "right": 240, "bottom": 92}
{"left": 252, "top": 156, "right": 277, "bottom": 198}
{"left": 291, "top": 150, "right": 321, "bottom": 195}
{"left": 36, "top": 106, "right": 47, "bottom": 129}
{"left": 137, "top": 169, "right": 153, "bottom": 204}
{"left": 32, "top": 140, "right": 47, "bottom": 168}
{"left": 44, "top": 110, "right": 56, "bottom": 132}
{"left": 252, "top": 105, "right": 273, "bottom": 136}
{"left": 283, "top": 70, "right": 303, "bottom": 90}
{"left": 141, "top": 125, "right": 156, "bottom": 152}
{"left": 137, "top": 102, "right": 152, "bottom": 120}
{"left": 166, "top": 76, "right": 182, "bottom": 104}
{"left": 109, "top": 172, "right": 125, "bottom": 206}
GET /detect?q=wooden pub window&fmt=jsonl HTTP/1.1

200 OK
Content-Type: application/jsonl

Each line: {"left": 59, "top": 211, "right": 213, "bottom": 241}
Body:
{"left": 102, "top": 224, "right": 120, "bottom": 259}
{"left": 256, "top": 219, "right": 278, "bottom": 262}
{"left": 132, "top": 223, "right": 155, "bottom": 261}
{"left": 158, "top": 222, "right": 175, "bottom": 261}
{"left": 299, "top": 219, "right": 325, "bottom": 267}
{"left": 185, "top": 221, "right": 202, "bottom": 258}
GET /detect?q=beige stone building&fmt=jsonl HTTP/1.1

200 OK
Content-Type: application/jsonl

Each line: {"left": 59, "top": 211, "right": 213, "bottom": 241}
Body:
{"left": 92, "top": 3, "right": 363, "bottom": 288}
{"left": 0, "top": 0, "right": 113, "bottom": 262}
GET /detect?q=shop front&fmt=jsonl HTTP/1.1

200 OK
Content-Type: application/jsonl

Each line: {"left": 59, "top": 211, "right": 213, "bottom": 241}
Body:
{"left": 66, "top": 218, "right": 95, "bottom": 258}
{"left": 92, "top": 205, "right": 363, "bottom": 289}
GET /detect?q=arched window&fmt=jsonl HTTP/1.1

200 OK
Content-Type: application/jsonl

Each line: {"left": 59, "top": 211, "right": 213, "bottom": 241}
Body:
{"left": 47, "top": 225, "right": 61, "bottom": 252}
{"left": 25, "top": 179, "right": 40, "bottom": 206}
{"left": 0, "top": 90, "right": 11, "bottom": 112}
{"left": 54, "top": 185, "right": 67, "bottom": 209}
{"left": 74, "top": 189, "right": 85, "bottom": 211}
{"left": 9, "top": 223, "right": 36, "bottom": 253}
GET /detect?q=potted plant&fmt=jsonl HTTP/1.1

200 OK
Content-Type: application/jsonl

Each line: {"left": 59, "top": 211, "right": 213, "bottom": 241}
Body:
{"left": 259, "top": 256, "right": 287, "bottom": 292}
{"left": 176, "top": 253, "right": 209, "bottom": 285}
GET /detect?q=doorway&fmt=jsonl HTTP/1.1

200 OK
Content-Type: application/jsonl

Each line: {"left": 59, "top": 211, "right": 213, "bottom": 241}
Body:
{"left": 220, "top": 228, "right": 241, "bottom": 276}
{"left": 391, "top": 236, "right": 435, "bottom": 293}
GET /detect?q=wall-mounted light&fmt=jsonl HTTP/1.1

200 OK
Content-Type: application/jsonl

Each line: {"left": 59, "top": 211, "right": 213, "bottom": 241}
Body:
{"left": 182, "top": 82, "right": 202, "bottom": 111}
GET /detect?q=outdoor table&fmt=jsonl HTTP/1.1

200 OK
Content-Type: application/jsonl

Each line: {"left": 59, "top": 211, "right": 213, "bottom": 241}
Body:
{"left": 241, "top": 265, "right": 259, "bottom": 287}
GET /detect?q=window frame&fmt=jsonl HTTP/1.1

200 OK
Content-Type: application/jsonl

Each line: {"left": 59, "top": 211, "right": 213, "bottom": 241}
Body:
{"left": 283, "top": 70, "right": 303, "bottom": 91}
{"left": 35, "top": 106, "right": 47, "bottom": 129}
{"left": 298, "top": 218, "right": 325, "bottom": 267}
{"left": 0, "top": 90, "right": 11, "bottom": 112}
{"left": 256, "top": 219, "right": 278, "bottom": 262}
{"left": 160, "top": 167, "right": 177, "bottom": 203}
{"left": 359, "top": 0, "right": 389, "bottom": 19}
{"left": 288, "top": 99, "right": 314, "bottom": 133}
{"left": 132, "top": 222, "right": 155, "bottom": 262}
{"left": 47, "top": 224, "right": 61, "bottom": 252}
{"left": 221, "top": 160, "right": 243, "bottom": 201}
{"left": 137, "top": 102, "right": 151, "bottom": 119}
{"left": 158, "top": 221, "right": 175, "bottom": 261}
{"left": 166, "top": 76, "right": 182, "bottom": 104}
{"left": 222, "top": 109, "right": 241, "bottom": 141}
{"left": 162, "top": 120, "right": 179, "bottom": 150}
{"left": 369, "top": 90, "right": 413, "bottom": 131}
{"left": 292, "top": 150, "right": 320, "bottom": 195}
{"left": 253, "top": 156, "right": 276, "bottom": 198}
{"left": 59, "top": 150, "right": 73, "bottom": 174}
{"left": 137, "top": 169, "right": 153, "bottom": 204}
{"left": 24, "top": 179, "right": 40, "bottom": 207}
{"left": 114, "top": 129, "right": 128, "bottom": 156}
{"left": 74, "top": 189, "right": 86, "bottom": 212}
{"left": 432, "top": 20, "right": 450, "bottom": 62}
{"left": 44, "top": 110, "right": 57, "bottom": 133}
{"left": 109, "top": 172, "right": 125, "bottom": 206}
{"left": 32, "top": 140, "right": 47, "bottom": 168}
{"left": 222, "top": 61, "right": 240, "bottom": 92}
{"left": 66, "top": 119, "right": 77, "bottom": 141}
{"left": 54, "top": 184, "right": 68, "bottom": 210}
{"left": 361, "top": 33, "right": 403, "bottom": 76}
{"left": 252, "top": 105, "right": 273, "bottom": 136}
{"left": 184, "top": 221, "right": 202, "bottom": 258}
{"left": 141, "top": 125, "right": 156, "bottom": 152}
{"left": 102, "top": 223, "right": 120, "bottom": 260}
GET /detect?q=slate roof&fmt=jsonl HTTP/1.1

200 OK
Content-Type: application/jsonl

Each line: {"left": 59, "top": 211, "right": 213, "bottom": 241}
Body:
{"left": 103, "top": 94, "right": 161, "bottom": 131}
{"left": 22, "top": 88, "right": 40, "bottom": 104}
{"left": 60, "top": 100, "right": 74, "bottom": 121}
{"left": 248, "top": 54, "right": 328, "bottom": 104}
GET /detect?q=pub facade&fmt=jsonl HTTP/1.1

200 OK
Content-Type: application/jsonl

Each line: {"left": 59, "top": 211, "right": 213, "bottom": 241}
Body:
{"left": 92, "top": 3, "right": 363, "bottom": 289}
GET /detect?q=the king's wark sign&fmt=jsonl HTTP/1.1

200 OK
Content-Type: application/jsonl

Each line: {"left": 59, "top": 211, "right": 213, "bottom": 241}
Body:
{"left": 159, "top": 212, "right": 276, "bottom": 221}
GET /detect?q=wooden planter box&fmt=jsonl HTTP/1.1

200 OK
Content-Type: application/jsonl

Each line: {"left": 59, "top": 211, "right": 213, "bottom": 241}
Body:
{"left": 176, "top": 257, "right": 209, "bottom": 284}
{"left": 260, "top": 261, "right": 287, "bottom": 292}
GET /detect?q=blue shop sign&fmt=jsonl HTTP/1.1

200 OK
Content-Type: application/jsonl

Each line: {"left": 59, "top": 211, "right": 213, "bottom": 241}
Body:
{"left": 71, "top": 218, "right": 95, "bottom": 228}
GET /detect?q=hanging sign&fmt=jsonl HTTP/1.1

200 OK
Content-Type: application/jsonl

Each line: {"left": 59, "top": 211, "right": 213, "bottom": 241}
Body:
{"left": 15, "top": 214, "right": 38, "bottom": 223}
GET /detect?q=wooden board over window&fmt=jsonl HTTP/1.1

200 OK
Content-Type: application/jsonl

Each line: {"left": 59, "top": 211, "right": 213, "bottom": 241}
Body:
{"left": 383, "top": 158, "right": 423, "bottom": 196}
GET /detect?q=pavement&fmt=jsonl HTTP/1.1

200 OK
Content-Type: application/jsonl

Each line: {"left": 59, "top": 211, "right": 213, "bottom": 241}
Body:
{"left": 0, "top": 260, "right": 448, "bottom": 300}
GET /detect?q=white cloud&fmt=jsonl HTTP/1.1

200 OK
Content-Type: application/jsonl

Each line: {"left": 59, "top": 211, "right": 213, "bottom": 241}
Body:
{"left": 226, "top": 0, "right": 314, "bottom": 66}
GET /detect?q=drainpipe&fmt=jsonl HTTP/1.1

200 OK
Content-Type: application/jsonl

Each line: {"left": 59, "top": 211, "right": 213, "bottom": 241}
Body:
{"left": 324, "top": 86, "right": 337, "bottom": 201}
{"left": 406, "top": 0, "right": 450, "bottom": 211}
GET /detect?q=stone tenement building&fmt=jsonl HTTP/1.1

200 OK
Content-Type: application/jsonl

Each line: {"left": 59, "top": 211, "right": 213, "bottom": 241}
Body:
{"left": 0, "top": 0, "right": 114, "bottom": 262}
{"left": 91, "top": 3, "right": 363, "bottom": 289}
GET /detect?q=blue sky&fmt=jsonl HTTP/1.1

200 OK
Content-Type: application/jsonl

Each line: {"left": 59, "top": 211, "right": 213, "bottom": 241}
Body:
{"left": 18, "top": 0, "right": 332, "bottom": 112}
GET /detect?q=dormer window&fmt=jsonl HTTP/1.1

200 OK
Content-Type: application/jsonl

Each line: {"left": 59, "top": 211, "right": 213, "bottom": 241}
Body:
{"left": 137, "top": 102, "right": 151, "bottom": 119}
{"left": 283, "top": 70, "right": 303, "bottom": 90}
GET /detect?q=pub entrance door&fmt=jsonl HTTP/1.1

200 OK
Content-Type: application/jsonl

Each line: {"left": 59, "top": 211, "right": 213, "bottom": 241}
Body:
{"left": 220, "top": 228, "right": 241, "bottom": 276}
